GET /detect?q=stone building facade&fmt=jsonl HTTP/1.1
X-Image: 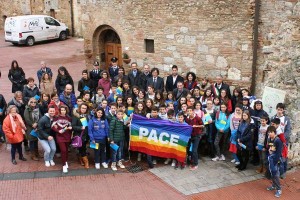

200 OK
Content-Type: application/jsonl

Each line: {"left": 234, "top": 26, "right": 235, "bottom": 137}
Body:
{"left": 0, "top": 0, "right": 299, "bottom": 165}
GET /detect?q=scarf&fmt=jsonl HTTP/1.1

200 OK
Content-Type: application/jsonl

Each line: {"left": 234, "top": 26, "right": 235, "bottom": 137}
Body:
{"left": 12, "top": 97, "right": 23, "bottom": 107}
{"left": 9, "top": 113, "right": 26, "bottom": 134}
{"left": 32, "top": 107, "right": 40, "bottom": 122}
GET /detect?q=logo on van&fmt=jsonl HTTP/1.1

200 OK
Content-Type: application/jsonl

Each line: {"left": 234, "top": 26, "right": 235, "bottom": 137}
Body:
{"left": 24, "top": 19, "right": 43, "bottom": 31}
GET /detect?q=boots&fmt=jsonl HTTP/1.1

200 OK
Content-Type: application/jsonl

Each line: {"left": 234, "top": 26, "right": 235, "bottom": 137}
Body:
{"left": 78, "top": 156, "right": 84, "bottom": 166}
{"left": 82, "top": 156, "right": 89, "bottom": 169}
{"left": 256, "top": 165, "right": 263, "bottom": 173}
{"left": 31, "top": 151, "right": 39, "bottom": 161}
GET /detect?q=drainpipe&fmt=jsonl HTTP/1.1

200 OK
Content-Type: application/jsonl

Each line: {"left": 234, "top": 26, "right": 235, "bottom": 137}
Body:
{"left": 70, "top": 0, "right": 75, "bottom": 37}
{"left": 250, "top": 0, "right": 260, "bottom": 94}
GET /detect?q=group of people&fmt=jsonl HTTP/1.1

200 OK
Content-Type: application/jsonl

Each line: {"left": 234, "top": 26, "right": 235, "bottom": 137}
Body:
{"left": 0, "top": 57, "right": 291, "bottom": 198}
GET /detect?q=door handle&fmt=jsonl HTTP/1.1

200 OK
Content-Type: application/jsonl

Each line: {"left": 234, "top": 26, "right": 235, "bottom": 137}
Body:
{"left": 46, "top": 27, "right": 49, "bottom": 29}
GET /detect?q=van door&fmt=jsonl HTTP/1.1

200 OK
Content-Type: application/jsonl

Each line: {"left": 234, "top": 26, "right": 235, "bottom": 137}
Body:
{"left": 44, "top": 17, "right": 60, "bottom": 39}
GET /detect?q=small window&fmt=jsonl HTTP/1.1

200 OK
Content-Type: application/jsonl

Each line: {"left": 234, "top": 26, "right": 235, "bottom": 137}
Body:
{"left": 145, "top": 39, "right": 154, "bottom": 53}
{"left": 44, "top": 17, "right": 59, "bottom": 26}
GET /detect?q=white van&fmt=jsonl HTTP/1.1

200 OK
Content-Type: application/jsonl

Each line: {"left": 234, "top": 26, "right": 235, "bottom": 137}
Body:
{"left": 5, "top": 15, "right": 69, "bottom": 46}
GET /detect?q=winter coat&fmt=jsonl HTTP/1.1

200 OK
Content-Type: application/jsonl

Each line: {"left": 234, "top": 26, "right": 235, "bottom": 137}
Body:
{"left": 8, "top": 98, "right": 26, "bottom": 119}
{"left": 186, "top": 114, "right": 204, "bottom": 137}
{"left": 88, "top": 117, "right": 109, "bottom": 142}
{"left": 55, "top": 75, "right": 74, "bottom": 95}
{"left": 98, "top": 78, "right": 111, "bottom": 97}
{"left": 52, "top": 115, "right": 72, "bottom": 143}
{"left": 24, "top": 105, "right": 41, "bottom": 141}
{"left": 215, "top": 111, "right": 230, "bottom": 133}
{"left": 3, "top": 114, "right": 25, "bottom": 143}
{"left": 8, "top": 68, "right": 26, "bottom": 93}
{"left": 40, "top": 80, "right": 56, "bottom": 95}
{"left": 237, "top": 121, "right": 255, "bottom": 150}
{"left": 72, "top": 115, "right": 89, "bottom": 142}
{"left": 23, "top": 84, "right": 40, "bottom": 104}
{"left": 48, "top": 100, "right": 65, "bottom": 116}
{"left": 59, "top": 92, "right": 76, "bottom": 114}
{"left": 0, "top": 94, "right": 7, "bottom": 124}
{"left": 109, "top": 118, "right": 126, "bottom": 142}
{"left": 37, "top": 67, "right": 53, "bottom": 84}
{"left": 78, "top": 78, "right": 93, "bottom": 97}
{"left": 37, "top": 114, "right": 53, "bottom": 140}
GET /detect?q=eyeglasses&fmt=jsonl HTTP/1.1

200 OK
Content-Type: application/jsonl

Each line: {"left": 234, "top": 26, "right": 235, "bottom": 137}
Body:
{"left": 30, "top": 102, "right": 37, "bottom": 104}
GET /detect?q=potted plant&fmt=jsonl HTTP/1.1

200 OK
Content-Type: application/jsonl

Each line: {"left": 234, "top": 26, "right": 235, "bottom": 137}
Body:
{"left": 123, "top": 52, "right": 131, "bottom": 64}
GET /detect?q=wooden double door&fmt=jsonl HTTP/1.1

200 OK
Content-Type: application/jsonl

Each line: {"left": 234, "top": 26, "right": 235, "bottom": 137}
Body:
{"left": 105, "top": 43, "right": 122, "bottom": 69}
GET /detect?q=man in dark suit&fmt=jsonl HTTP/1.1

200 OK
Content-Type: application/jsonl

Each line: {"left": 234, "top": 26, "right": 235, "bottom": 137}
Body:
{"left": 128, "top": 62, "right": 140, "bottom": 87}
{"left": 212, "top": 75, "right": 231, "bottom": 98}
{"left": 138, "top": 64, "right": 152, "bottom": 91}
{"left": 165, "top": 65, "right": 184, "bottom": 92}
{"left": 147, "top": 67, "right": 164, "bottom": 92}
{"left": 89, "top": 61, "right": 103, "bottom": 94}
{"left": 173, "top": 81, "right": 189, "bottom": 101}
{"left": 108, "top": 57, "right": 119, "bottom": 80}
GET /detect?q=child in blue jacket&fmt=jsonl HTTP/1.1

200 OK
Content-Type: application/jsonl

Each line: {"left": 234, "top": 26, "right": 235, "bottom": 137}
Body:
{"left": 212, "top": 103, "right": 230, "bottom": 161}
{"left": 88, "top": 107, "right": 109, "bottom": 169}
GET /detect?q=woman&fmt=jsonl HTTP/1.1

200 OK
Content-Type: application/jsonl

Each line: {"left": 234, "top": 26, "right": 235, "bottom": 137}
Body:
{"left": 39, "top": 93, "right": 50, "bottom": 116}
{"left": 236, "top": 110, "right": 255, "bottom": 171}
{"left": 24, "top": 98, "right": 41, "bottom": 161}
{"left": 98, "top": 70, "right": 111, "bottom": 97}
{"left": 154, "top": 90, "right": 165, "bottom": 108}
{"left": 55, "top": 66, "right": 74, "bottom": 95}
{"left": 184, "top": 72, "right": 197, "bottom": 92}
{"left": 48, "top": 92, "right": 65, "bottom": 116}
{"left": 72, "top": 103, "right": 90, "bottom": 168}
{"left": 220, "top": 89, "right": 232, "bottom": 113}
{"left": 40, "top": 73, "right": 56, "bottom": 95}
{"left": 8, "top": 60, "right": 26, "bottom": 93}
{"left": 23, "top": 77, "right": 40, "bottom": 104}
{"left": 52, "top": 105, "right": 72, "bottom": 173}
{"left": 37, "top": 106, "right": 56, "bottom": 167}
{"left": 3, "top": 105, "right": 27, "bottom": 165}
{"left": 88, "top": 107, "right": 109, "bottom": 169}
{"left": 231, "top": 88, "right": 242, "bottom": 110}
{"left": 200, "top": 88, "right": 213, "bottom": 109}
{"left": 198, "top": 77, "right": 211, "bottom": 96}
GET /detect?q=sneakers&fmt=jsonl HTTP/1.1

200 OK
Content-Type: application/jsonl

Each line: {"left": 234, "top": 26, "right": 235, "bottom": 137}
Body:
{"left": 267, "top": 186, "right": 275, "bottom": 191}
{"left": 171, "top": 160, "right": 176, "bottom": 167}
{"left": 137, "top": 153, "right": 142, "bottom": 161}
{"left": 190, "top": 165, "right": 198, "bottom": 171}
{"left": 275, "top": 190, "right": 282, "bottom": 198}
{"left": 220, "top": 154, "right": 226, "bottom": 161}
{"left": 50, "top": 160, "right": 55, "bottom": 166}
{"left": 153, "top": 159, "right": 157, "bottom": 165}
{"left": 117, "top": 160, "right": 125, "bottom": 169}
{"left": 231, "top": 159, "right": 236, "bottom": 163}
{"left": 280, "top": 173, "right": 286, "bottom": 179}
{"left": 102, "top": 162, "right": 108, "bottom": 168}
{"left": 164, "top": 158, "right": 171, "bottom": 165}
{"left": 45, "top": 161, "right": 50, "bottom": 167}
{"left": 63, "top": 165, "right": 68, "bottom": 173}
{"left": 65, "top": 162, "right": 69, "bottom": 168}
{"left": 111, "top": 162, "right": 117, "bottom": 171}
{"left": 235, "top": 161, "right": 240, "bottom": 165}
{"left": 95, "top": 163, "right": 100, "bottom": 169}
{"left": 212, "top": 156, "right": 220, "bottom": 161}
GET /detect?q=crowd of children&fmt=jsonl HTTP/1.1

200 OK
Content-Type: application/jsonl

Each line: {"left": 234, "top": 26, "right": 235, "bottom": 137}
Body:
{"left": 0, "top": 59, "right": 292, "bottom": 198}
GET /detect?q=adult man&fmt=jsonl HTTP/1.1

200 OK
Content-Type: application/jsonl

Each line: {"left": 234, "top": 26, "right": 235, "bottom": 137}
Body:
{"left": 128, "top": 62, "right": 140, "bottom": 87}
{"left": 212, "top": 75, "right": 231, "bottom": 98}
{"left": 165, "top": 65, "right": 184, "bottom": 92}
{"left": 89, "top": 61, "right": 103, "bottom": 94}
{"left": 138, "top": 64, "right": 152, "bottom": 91}
{"left": 59, "top": 84, "right": 76, "bottom": 115}
{"left": 108, "top": 57, "right": 119, "bottom": 80}
{"left": 173, "top": 81, "right": 189, "bottom": 101}
{"left": 113, "top": 66, "right": 129, "bottom": 83}
{"left": 146, "top": 68, "right": 164, "bottom": 92}
{"left": 37, "top": 61, "right": 53, "bottom": 87}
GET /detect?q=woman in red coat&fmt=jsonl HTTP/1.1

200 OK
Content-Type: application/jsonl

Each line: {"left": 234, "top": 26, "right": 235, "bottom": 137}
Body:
{"left": 98, "top": 70, "right": 111, "bottom": 97}
{"left": 3, "top": 105, "right": 27, "bottom": 165}
{"left": 184, "top": 72, "right": 198, "bottom": 92}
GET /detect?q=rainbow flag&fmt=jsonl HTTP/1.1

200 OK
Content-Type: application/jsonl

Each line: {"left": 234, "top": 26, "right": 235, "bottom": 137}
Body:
{"left": 130, "top": 114, "right": 192, "bottom": 162}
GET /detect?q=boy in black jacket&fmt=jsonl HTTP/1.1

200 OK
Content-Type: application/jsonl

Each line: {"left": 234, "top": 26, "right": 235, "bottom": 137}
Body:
{"left": 266, "top": 126, "right": 283, "bottom": 198}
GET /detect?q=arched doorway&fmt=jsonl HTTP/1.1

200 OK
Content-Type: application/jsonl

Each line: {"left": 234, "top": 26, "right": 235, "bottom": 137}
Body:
{"left": 93, "top": 25, "right": 122, "bottom": 70}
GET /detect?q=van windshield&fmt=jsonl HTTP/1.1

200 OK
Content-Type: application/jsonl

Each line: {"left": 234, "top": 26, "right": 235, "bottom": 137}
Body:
{"left": 45, "top": 17, "right": 60, "bottom": 26}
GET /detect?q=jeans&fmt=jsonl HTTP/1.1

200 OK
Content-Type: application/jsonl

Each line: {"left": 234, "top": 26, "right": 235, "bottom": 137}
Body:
{"left": 94, "top": 140, "right": 106, "bottom": 164}
{"left": 57, "top": 142, "right": 70, "bottom": 164}
{"left": 190, "top": 135, "right": 202, "bottom": 166}
{"left": 214, "top": 131, "right": 228, "bottom": 157}
{"left": 11, "top": 142, "right": 23, "bottom": 160}
{"left": 39, "top": 139, "right": 56, "bottom": 161}
{"left": 111, "top": 140, "right": 124, "bottom": 163}
{"left": 268, "top": 155, "right": 281, "bottom": 190}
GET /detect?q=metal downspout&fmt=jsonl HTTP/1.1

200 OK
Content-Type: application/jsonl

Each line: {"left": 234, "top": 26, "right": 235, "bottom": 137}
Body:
{"left": 70, "top": 0, "right": 75, "bottom": 37}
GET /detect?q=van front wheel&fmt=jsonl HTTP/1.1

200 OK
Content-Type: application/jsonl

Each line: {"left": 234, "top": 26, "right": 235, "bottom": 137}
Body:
{"left": 59, "top": 31, "right": 67, "bottom": 41}
{"left": 26, "top": 37, "right": 35, "bottom": 46}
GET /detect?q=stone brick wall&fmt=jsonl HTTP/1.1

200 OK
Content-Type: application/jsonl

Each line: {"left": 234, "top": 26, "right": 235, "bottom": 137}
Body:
{"left": 78, "top": 0, "right": 254, "bottom": 87}
{"left": 256, "top": 0, "right": 300, "bottom": 166}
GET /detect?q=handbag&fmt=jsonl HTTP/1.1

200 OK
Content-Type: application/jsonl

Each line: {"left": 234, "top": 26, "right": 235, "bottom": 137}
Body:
{"left": 71, "top": 130, "right": 84, "bottom": 148}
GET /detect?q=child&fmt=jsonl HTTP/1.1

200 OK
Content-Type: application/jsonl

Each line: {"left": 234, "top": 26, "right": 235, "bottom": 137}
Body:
{"left": 154, "top": 90, "right": 165, "bottom": 108}
{"left": 88, "top": 107, "right": 109, "bottom": 169}
{"left": 213, "top": 97, "right": 221, "bottom": 112}
{"left": 186, "top": 106, "right": 204, "bottom": 170}
{"left": 39, "top": 93, "right": 50, "bottom": 116}
{"left": 125, "top": 95, "right": 135, "bottom": 117}
{"left": 122, "top": 80, "right": 132, "bottom": 98}
{"left": 159, "top": 105, "right": 168, "bottom": 120}
{"left": 136, "top": 89, "right": 145, "bottom": 102}
{"left": 78, "top": 70, "right": 93, "bottom": 97}
{"left": 194, "top": 101, "right": 204, "bottom": 119}
{"left": 192, "top": 86, "right": 201, "bottom": 101}
{"left": 175, "top": 112, "right": 188, "bottom": 170}
{"left": 82, "top": 91, "right": 93, "bottom": 108}
{"left": 166, "top": 102, "right": 175, "bottom": 112}
{"left": 189, "top": 97, "right": 196, "bottom": 107}
{"left": 91, "top": 86, "right": 106, "bottom": 105}
{"left": 229, "top": 105, "right": 242, "bottom": 165}
{"left": 266, "top": 126, "right": 283, "bottom": 198}
{"left": 212, "top": 103, "right": 230, "bottom": 161}
{"left": 100, "top": 99, "right": 110, "bottom": 115}
{"left": 204, "top": 99, "right": 216, "bottom": 158}
{"left": 145, "top": 98, "right": 154, "bottom": 114}
{"left": 107, "top": 84, "right": 118, "bottom": 104}
{"left": 109, "top": 109, "right": 126, "bottom": 171}
{"left": 134, "top": 102, "right": 146, "bottom": 117}
{"left": 271, "top": 103, "right": 291, "bottom": 144}
{"left": 106, "top": 102, "right": 117, "bottom": 124}
{"left": 165, "top": 91, "right": 175, "bottom": 106}
{"left": 146, "top": 85, "right": 155, "bottom": 100}
{"left": 256, "top": 115, "right": 269, "bottom": 173}
{"left": 167, "top": 109, "right": 176, "bottom": 122}
{"left": 116, "top": 95, "right": 123, "bottom": 108}
{"left": 200, "top": 88, "right": 213, "bottom": 109}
